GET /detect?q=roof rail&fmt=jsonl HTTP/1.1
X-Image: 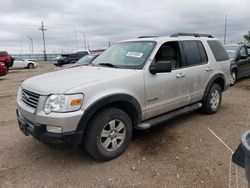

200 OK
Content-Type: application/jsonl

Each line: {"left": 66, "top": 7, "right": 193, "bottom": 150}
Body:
{"left": 138, "top": 36, "right": 159, "bottom": 38}
{"left": 170, "top": 33, "right": 213, "bottom": 38}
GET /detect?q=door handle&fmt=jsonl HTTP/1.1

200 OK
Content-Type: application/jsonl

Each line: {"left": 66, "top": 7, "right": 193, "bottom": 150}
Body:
{"left": 176, "top": 73, "right": 185, "bottom": 78}
{"left": 206, "top": 67, "right": 213, "bottom": 72}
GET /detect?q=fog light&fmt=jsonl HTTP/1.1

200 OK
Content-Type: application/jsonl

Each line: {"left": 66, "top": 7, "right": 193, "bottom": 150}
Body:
{"left": 46, "top": 125, "right": 62, "bottom": 133}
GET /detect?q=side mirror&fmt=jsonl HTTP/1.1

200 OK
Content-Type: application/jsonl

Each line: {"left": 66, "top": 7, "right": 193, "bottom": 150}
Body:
{"left": 150, "top": 61, "right": 172, "bottom": 74}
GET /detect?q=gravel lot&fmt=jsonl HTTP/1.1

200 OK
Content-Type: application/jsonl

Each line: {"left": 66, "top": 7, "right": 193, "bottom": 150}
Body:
{"left": 0, "top": 63, "right": 249, "bottom": 188}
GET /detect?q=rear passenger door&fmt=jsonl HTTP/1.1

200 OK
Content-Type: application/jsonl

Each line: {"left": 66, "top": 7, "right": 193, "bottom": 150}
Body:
{"left": 179, "top": 40, "right": 211, "bottom": 104}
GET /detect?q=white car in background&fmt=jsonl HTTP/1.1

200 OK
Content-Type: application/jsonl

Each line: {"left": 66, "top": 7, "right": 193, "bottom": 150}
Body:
{"left": 12, "top": 57, "right": 38, "bottom": 69}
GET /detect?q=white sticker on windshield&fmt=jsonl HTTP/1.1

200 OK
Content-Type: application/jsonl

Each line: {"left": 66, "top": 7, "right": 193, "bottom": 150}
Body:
{"left": 126, "top": 52, "right": 143, "bottom": 58}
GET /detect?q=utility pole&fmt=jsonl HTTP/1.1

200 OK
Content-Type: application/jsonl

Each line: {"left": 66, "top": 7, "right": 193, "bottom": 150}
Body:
{"left": 27, "top": 36, "right": 32, "bottom": 54}
{"left": 19, "top": 40, "right": 23, "bottom": 56}
{"left": 224, "top": 15, "right": 227, "bottom": 45}
{"left": 82, "top": 34, "right": 87, "bottom": 50}
{"left": 74, "top": 24, "right": 78, "bottom": 51}
{"left": 84, "top": 34, "right": 86, "bottom": 50}
{"left": 39, "top": 21, "right": 47, "bottom": 61}
{"left": 87, "top": 41, "right": 90, "bottom": 51}
{"left": 30, "top": 37, "right": 34, "bottom": 54}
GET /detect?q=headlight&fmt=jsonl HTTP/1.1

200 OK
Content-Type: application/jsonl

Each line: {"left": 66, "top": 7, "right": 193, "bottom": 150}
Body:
{"left": 44, "top": 94, "right": 83, "bottom": 114}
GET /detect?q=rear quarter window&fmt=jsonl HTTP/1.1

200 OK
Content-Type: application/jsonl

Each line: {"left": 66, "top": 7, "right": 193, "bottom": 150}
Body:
{"left": 207, "top": 40, "right": 229, "bottom": 61}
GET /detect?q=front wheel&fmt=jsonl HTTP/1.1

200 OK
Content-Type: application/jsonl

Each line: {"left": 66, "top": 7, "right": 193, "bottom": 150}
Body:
{"left": 84, "top": 108, "right": 132, "bottom": 161}
{"left": 230, "top": 70, "right": 236, "bottom": 86}
{"left": 201, "top": 84, "right": 222, "bottom": 114}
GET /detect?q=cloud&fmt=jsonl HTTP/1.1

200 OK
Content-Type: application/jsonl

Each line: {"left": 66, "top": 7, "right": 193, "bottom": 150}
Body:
{"left": 0, "top": 0, "right": 249, "bottom": 54}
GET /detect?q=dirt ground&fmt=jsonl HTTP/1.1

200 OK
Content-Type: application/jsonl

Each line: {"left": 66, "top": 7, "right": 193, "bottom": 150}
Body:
{"left": 0, "top": 63, "right": 249, "bottom": 188}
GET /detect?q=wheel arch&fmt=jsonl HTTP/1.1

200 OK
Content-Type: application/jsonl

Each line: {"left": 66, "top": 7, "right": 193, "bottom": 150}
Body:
{"left": 77, "top": 94, "right": 142, "bottom": 133}
{"left": 231, "top": 65, "right": 238, "bottom": 75}
{"left": 202, "top": 74, "right": 226, "bottom": 101}
{"left": 27, "top": 62, "right": 34, "bottom": 68}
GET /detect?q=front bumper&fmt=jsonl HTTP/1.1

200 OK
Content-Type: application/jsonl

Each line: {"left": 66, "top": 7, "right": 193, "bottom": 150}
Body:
{"left": 17, "top": 110, "right": 83, "bottom": 149}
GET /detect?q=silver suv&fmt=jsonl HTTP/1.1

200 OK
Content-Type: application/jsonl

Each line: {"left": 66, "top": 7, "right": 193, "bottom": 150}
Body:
{"left": 17, "top": 33, "right": 230, "bottom": 161}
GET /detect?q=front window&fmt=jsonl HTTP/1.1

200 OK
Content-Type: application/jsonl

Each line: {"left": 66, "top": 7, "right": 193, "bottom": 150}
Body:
{"left": 224, "top": 46, "right": 238, "bottom": 58}
{"left": 92, "top": 41, "right": 156, "bottom": 69}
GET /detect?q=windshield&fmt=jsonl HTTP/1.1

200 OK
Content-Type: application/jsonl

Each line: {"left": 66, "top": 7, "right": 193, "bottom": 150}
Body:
{"left": 224, "top": 46, "right": 238, "bottom": 58}
{"left": 92, "top": 41, "right": 156, "bottom": 69}
{"left": 76, "top": 54, "right": 97, "bottom": 64}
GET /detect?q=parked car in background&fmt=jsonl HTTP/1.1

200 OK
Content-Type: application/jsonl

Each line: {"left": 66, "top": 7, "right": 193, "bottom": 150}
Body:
{"left": 0, "top": 62, "right": 7, "bottom": 77}
{"left": 225, "top": 44, "right": 250, "bottom": 86}
{"left": 12, "top": 57, "right": 38, "bottom": 69}
{"left": 0, "top": 51, "right": 14, "bottom": 71}
{"left": 54, "top": 54, "right": 100, "bottom": 71}
{"left": 54, "top": 51, "right": 89, "bottom": 66}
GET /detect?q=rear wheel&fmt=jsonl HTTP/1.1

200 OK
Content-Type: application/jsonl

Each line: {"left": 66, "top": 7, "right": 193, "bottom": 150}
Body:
{"left": 28, "top": 63, "right": 34, "bottom": 69}
{"left": 84, "top": 108, "right": 132, "bottom": 161}
{"left": 201, "top": 84, "right": 222, "bottom": 114}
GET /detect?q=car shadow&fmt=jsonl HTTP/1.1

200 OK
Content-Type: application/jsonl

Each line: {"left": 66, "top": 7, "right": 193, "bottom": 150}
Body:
{"left": 132, "top": 111, "right": 199, "bottom": 156}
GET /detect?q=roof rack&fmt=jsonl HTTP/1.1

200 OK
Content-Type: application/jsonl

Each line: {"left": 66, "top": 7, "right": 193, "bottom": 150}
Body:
{"left": 138, "top": 36, "right": 159, "bottom": 38}
{"left": 170, "top": 33, "right": 213, "bottom": 38}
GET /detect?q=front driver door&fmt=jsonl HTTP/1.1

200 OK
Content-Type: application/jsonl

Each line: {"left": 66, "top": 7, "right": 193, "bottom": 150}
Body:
{"left": 144, "top": 41, "right": 189, "bottom": 119}
{"left": 237, "top": 46, "right": 249, "bottom": 77}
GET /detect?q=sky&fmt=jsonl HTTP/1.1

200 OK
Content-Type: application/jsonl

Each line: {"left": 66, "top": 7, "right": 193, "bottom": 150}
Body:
{"left": 0, "top": 0, "right": 249, "bottom": 54}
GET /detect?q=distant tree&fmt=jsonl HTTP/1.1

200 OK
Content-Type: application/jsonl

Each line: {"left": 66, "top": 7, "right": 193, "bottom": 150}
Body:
{"left": 244, "top": 31, "right": 250, "bottom": 43}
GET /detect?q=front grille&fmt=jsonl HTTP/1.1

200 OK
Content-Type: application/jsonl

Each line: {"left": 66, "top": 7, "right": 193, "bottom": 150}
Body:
{"left": 21, "top": 89, "right": 40, "bottom": 109}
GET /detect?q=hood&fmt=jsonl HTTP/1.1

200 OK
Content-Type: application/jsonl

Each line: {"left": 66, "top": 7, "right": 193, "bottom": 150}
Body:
{"left": 22, "top": 66, "right": 136, "bottom": 95}
{"left": 53, "top": 64, "right": 84, "bottom": 71}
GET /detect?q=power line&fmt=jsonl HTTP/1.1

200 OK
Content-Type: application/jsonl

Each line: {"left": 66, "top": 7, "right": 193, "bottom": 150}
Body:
{"left": 39, "top": 21, "right": 47, "bottom": 61}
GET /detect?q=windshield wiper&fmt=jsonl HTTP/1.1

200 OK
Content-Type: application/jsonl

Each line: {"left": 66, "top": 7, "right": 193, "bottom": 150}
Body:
{"left": 98, "top": 63, "right": 118, "bottom": 68}
{"left": 88, "top": 62, "right": 95, "bottom": 66}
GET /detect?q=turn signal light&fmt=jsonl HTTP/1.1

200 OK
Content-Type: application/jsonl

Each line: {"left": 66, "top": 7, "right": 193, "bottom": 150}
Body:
{"left": 71, "top": 99, "right": 82, "bottom": 106}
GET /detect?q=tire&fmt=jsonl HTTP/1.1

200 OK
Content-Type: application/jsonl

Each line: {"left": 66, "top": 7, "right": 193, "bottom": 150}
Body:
{"left": 4, "top": 62, "right": 9, "bottom": 73}
{"left": 230, "top": 70, "right": 236, "bottom": 86}
{"left": 84, "top": 108, "right": 132, "bottom": 161}
{"left": 201, "top": 84, "right": 222, "bottom": 114}
{"left": 28, "top": 63, "right": 34, "bottom": 69}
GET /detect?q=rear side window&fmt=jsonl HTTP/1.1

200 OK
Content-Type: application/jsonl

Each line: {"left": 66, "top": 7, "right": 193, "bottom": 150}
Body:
{"left": 207, "top": 40, "right": 229, "bottom": 61}
{"left": 181, "top": 41, "right": 208, "bottom": 67}
{"left": 197, "top": 42, "right": 208, "bottom": 64}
